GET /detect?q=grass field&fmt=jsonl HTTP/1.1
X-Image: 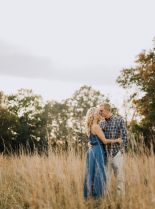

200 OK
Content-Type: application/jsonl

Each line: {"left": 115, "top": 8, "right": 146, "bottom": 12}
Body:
{"left": 0, "top": 148, "right": 155, "bottom": 209}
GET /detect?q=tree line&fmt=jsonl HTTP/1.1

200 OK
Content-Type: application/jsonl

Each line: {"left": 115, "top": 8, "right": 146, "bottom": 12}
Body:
{"left": 0, "top": 40, "right": 155, "bottom": 154}
{"left": 117, "top": 40, "right": 155, "bottom": 150}
{"left": 0, "top": 86, "right": 114, "bottom": 154}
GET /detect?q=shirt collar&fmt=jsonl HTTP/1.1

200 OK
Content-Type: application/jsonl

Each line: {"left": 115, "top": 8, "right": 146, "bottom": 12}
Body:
{"left": 105, "top": 114, "right": 114, "bottom": 121}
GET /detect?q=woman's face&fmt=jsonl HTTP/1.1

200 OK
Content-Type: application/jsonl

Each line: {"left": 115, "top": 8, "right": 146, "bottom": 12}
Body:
{"left": 95, "top": 109, "right": 103, "bottom": 121}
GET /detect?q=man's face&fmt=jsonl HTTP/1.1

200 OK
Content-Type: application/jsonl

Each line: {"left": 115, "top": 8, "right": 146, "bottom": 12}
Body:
{"left": 99, "top": 106, "right": 106, "bottom": 117}
{"left": 99, "top": 106, "right": 107, "bottom": 118}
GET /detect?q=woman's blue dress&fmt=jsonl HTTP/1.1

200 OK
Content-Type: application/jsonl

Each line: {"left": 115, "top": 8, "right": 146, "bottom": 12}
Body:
{"left": 83, "top": 133, "right": 107, "bottom": 199}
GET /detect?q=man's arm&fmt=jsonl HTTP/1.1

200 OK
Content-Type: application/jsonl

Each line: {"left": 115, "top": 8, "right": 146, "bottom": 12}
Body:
{"left": 119, "top": 117, "right": 128, "bottom": 152}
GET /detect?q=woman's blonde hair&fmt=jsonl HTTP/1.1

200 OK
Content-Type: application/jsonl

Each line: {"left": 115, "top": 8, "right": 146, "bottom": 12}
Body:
{"left": 85, "top": 107, "right": 97, "bottom": 136}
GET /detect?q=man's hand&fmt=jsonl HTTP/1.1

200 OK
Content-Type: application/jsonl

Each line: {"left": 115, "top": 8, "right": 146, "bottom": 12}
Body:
{"left": 88, "top": 141, "right": 92, "bottom": 149}
{"left": 116, "top": 138, "right": 123, "bottom": 144}
{"left": 120, "top": 148, "right": 125, "bottom": 154}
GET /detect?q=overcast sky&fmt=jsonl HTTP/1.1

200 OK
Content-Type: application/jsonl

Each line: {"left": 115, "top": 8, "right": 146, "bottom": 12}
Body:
{"left": 0, "top": 0, "right": 155, "bottom": 113}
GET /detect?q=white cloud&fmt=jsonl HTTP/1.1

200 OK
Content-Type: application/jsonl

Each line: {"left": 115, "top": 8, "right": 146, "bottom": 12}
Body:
{"left": 0, "top": 41, "right": 121, "bottom": 85}
{"left": 0, "top": 0, "right": 154, "bottom": 115}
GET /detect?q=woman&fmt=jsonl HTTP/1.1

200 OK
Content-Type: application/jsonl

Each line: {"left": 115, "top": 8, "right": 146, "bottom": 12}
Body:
{"left": 83, "top": 107, "right": 122, "bottom": 199}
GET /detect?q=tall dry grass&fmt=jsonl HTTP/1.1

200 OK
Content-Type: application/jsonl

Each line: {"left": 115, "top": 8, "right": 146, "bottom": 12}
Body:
{"left": 0, "top": 146, "right": 155, "bottom": 209}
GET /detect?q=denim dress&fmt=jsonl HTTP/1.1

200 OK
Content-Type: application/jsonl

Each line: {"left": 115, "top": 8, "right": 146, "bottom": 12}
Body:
{"left": 83, "top": 133, "right": 107, "bottom": 199}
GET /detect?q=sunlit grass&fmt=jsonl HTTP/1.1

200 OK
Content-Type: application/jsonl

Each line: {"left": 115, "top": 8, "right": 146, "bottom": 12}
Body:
{"left": 0, "top": 145, "right": 155, "bottom": 209}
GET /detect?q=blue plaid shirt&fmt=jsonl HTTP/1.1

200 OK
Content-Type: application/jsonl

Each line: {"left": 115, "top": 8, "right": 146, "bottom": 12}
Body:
{"left": 99, "top": 114, "right": 128, "bottom": 157}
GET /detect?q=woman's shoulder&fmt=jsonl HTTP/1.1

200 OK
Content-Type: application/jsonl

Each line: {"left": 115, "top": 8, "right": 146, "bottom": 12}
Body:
{"left": 91, "top": 124, "right": 100, "bottom": 133}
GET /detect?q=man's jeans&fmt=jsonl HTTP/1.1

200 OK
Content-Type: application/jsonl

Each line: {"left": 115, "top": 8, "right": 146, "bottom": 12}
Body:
{"left": 107, "top": 151, "right": 125, "bottom": 196}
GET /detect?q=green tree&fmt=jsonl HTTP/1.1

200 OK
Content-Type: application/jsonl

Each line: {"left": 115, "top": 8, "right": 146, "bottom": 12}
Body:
{"left": 43, "top": 85, "right": 116, "bottom": 147}
{"left": 0, "top": 91, "right": 19, "bottom": 153}
{"left": 66, "top": 85, "right": 115, "bottom": 142}
{"left": 117, "top": 40, "right": 155, "bottom": 143}
{"left": 43, "top": 101, "right": 69, "bottom": 145}
{"left": 7, "top": 89, "right": 48, "bottom": 153}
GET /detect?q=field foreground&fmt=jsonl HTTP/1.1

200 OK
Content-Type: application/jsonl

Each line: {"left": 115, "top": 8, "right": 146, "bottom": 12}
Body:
{"left": 0, "top": 150, "right": 155, "bottom": 209}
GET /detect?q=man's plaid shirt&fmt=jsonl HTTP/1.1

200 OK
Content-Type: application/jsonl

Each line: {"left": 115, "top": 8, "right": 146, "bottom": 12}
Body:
{"left": 99, "top": 114, "right": 128, "bottom": 157}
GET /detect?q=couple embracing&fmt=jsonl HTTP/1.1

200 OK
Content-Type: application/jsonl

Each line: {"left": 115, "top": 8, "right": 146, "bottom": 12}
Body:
{"left": 83, "top": 103, "right": 128, "bottom": 199}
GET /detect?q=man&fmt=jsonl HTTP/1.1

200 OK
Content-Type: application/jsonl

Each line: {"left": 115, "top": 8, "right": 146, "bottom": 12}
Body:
{"left": 89, "top": 103, "right": 128, "bottom": 196}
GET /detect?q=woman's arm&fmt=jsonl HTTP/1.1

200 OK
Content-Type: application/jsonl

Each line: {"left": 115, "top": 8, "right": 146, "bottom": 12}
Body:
{"left": 93, "top": 125, "right": 122, "bottom": 144}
